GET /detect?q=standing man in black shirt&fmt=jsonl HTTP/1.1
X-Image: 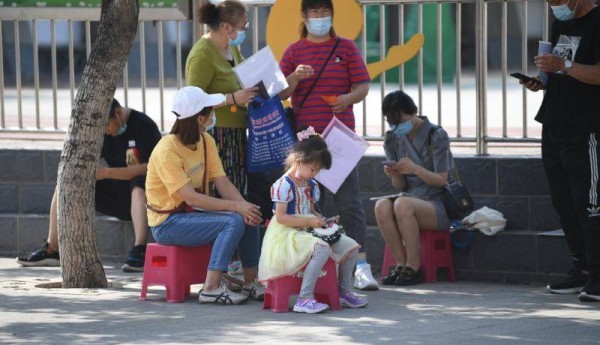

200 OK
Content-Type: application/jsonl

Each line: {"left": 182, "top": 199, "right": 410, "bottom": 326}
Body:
{"left": 523, "top": 0, "right": 600, "bottom": 302}
{"left": 17, "top": 99, "right": 162, "bottom": 273}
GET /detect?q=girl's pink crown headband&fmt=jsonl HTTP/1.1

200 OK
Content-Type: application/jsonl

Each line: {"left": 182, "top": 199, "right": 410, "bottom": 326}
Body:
{"left": 297, "top": 126, "right": 318, "bottom": 141}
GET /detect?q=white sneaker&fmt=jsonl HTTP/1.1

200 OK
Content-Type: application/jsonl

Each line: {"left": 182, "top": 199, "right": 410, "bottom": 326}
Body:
{"left": 353, "top": 264, "right": 380, "bottom": 291}
{"left": 242, "top": 281, "right": 265, "bottom": 301}
{"left": 199, "top": 284, "right": 249, "bottom": 305}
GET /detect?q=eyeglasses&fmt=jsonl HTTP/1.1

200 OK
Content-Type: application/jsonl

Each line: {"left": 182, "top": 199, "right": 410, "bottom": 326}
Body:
{"left": 235, "top": 22, "right": 249, "bottom": 32}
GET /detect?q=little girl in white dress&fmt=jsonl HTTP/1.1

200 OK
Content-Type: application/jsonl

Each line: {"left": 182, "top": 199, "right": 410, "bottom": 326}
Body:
{"left": 258, "top": 127, "right": 368, "bottom": 313}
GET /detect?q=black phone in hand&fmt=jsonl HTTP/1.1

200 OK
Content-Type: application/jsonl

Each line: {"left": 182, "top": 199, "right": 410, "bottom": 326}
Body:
{"left": 510, "top": 72, "right": 541, "bottom": 85}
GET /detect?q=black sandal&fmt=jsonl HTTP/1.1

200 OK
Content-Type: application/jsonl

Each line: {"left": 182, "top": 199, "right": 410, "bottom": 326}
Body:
{"left": 394, "top": 266, "right": 424, "bottom": 286}
{"left": 382, "top": 265, "right": 405, "bottom": 285}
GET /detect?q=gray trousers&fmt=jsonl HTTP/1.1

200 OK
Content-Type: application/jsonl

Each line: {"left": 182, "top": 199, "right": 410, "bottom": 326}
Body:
{"left": 299, "top": 244, "right": 358, "bottom": 299}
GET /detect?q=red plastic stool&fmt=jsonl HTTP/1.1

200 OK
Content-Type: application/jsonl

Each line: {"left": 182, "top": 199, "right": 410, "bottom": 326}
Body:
{"left": 140, "top": 243, "right": 211, "bottom": 303}
{"left": 263, "top": 258, "right": 341, "bottom": 313}
{"left": 381, "top": 230, "right": 455, "bottom": 283}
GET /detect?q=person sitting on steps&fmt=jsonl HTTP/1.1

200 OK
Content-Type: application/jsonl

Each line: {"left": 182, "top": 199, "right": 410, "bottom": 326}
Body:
{"left": 16, "top": 99, "right": 162, "bottom": 273}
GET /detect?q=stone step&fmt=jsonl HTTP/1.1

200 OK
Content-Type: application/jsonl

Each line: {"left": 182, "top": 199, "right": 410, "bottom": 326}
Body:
{"left": 0, "top": 149, "right": 563, "bottom": 232}
{"left": 1, "top": 213, "right": 571, "bottom": 284}
{"left": 0, "top": 213, "right": 136, "bottom": 261}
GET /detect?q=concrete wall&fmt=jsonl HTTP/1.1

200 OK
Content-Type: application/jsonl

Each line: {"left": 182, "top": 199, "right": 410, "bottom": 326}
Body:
{"left": 0, "top": 149, "right": 571, "bottom": 284}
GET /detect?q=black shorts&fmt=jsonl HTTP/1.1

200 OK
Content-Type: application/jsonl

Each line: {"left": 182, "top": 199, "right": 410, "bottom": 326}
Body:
{"left": 95, "top": 176, "right": 145, "bottom": 221}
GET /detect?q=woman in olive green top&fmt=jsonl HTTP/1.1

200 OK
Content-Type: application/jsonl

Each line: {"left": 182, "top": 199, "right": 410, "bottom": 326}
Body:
{"left": 186, "top": 0, "right": 257, "bottom": 194}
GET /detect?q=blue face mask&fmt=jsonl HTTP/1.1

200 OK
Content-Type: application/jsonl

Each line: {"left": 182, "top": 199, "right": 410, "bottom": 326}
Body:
{"left": 551, "top": 0, "right": 578, "bottom": 21}
{"left": 392, "top": 120, "right": 414, "bottom": 138}
{"left": 306, "top": 16, "right": 332, "bottom": 37}
{"left": 205, "top": 113, "right": 216, "bottom": 132}
{"left": 230, "top": 30, "right": 246, "bottom": 47}
{"left": 116, "top": 123, "right": 127, "bottom": 136}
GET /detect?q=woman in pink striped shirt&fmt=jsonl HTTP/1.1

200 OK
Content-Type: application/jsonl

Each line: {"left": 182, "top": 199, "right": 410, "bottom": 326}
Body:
{"left": 278, "top": 0, "right": 378, "bottom": 291}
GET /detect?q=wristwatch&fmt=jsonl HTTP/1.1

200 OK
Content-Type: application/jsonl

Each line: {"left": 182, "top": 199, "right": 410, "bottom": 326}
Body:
{"left": 563, "top": 60, "right": 573, "bottom": 75}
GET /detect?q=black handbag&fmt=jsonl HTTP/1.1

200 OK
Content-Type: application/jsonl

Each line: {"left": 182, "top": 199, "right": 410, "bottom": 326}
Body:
{"left": 309, "top": 225, "right": 343, "bottom": 245}
{"left": 428, "top": 126, "right": 474, "bottom": 220}
{"left": 287, "top": 37, "right": 341, "bottom": 133}
{"left": 443, "top": 178, "right": 474, "bottom": 220}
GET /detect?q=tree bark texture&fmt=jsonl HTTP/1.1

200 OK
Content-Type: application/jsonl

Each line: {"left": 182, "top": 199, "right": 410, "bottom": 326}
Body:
{"left": 57, "top": 0, "right": 139, "bottom": 288}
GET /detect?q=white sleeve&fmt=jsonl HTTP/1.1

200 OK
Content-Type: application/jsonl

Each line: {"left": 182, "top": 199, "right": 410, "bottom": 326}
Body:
{"left": 271, "top": 177, "right": 293, "bottom": 203}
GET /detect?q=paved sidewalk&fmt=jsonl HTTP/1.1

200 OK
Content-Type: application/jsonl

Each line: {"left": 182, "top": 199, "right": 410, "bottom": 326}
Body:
{"left": 0, "top": 257, "right": 598, "bottom": 345}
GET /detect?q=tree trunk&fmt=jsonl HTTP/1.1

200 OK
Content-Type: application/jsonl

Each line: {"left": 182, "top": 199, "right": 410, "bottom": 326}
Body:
{"left": 57, "top": 0, "right": 139, "bottom": 288}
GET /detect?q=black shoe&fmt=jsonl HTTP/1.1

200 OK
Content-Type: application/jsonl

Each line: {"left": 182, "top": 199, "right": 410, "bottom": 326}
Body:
{"left": 394, "top": 266, "right": 424, "bottom": 286}
{"left": 121, "top": 244, "right": 146, "bottom": 273}
{"left": 547, "top": 268, "right": 588, "bottom": 294}
{"left": 382, "top": 265, "right": 404, "bottom": 285}
{"left": 578, "top": 272, "right": 600, "bottom": 302}
{"left": 16, "top": 241, "right": 60, "bottom": 267}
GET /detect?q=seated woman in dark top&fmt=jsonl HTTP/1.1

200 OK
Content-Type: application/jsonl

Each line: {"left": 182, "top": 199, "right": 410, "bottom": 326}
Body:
{"left": 374, "top": 90, "right": 453, "bottom": 286}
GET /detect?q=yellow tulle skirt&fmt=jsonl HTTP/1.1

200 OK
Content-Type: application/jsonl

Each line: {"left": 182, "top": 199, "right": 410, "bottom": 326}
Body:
{"left": 258, "top": 215, "right": 360, "bottom": 282}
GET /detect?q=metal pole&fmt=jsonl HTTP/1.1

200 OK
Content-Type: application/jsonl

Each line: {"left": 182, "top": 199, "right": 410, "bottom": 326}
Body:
{"left": 455, "top": 2, "right": 461, "bottom": 138}
{"left": 33, "top": 20, "right": 40, "bottom": 129}
{"left": 522, "top": 0, "right": 528, "bottom": 138}
{"left": 380, "top": 4, "right": 386, "bottom": 135}
{"left": 417, "top": 3, "right": 423, "bottom": 112}
{"left": 475, "top": 0, "right": 488, "bottom": 155}
{"left": 501, "top": 1, "right": 507, "bottom": 138}
{"left": 85, "top": 20, "right": 91, "bottom": 59}
{"left": 361, "top": 6, "right": 368, "bottom": 137}
{"left": 69, "top": 20, "right": 75, "bottom": 107}
{"left": 51, "top": 19, "right": 58, "bottom": 129}
{"left": 0, "top": 21, "right": 4, "bottom": 128}
{"left": 398, "top": 4, "right": 405, "bottom": 91}
{"left": 436, "top": 2, "right": 442, "bottom": 126}
{"left": 176, "top": 20, "right": 182, "bottom": 88}
{"left": 158, "top": 20, "right": 165, "bottom": 131}
{"left": 140, "top": 21, "right": 147, "bottom": 114}
{"left": 14, "top": 21, "right": 22, "bottom": 129}
{"left": 252, "top": 6, "right": 259, "bottom": 54}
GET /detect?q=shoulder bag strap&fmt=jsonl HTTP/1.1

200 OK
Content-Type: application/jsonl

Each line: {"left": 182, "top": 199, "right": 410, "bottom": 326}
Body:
{"left": 427, "top": 125, "right": 461, "bottom": 182}
{"left": 201, "top": 133, "right": 208, "bottom": 194}
{"left": 295, "top": 37, "right": 342, "bottom": 115}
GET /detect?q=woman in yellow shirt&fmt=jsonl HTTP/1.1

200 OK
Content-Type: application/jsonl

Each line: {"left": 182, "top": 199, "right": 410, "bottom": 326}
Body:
{"left": 145, "top": 86, "right": 263, "bottom": 305}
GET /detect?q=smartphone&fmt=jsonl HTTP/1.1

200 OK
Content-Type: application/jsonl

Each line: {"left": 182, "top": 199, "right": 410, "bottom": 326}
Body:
{"left": 381, "top": 160, "right": 396, "bottom": 166}
{"left": 323, "top": 216, "right": 338, "bottom": 223}
{"left": 510, "top": 72, "right": 542, "bottom": 85}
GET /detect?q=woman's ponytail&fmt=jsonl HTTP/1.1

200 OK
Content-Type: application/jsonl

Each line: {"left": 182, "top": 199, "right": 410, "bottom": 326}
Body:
{"left": 198, "top": 0, "right": 221, "bottom": 30}
{"left": 198, "top": 0, "right": 247, "bottom": 32}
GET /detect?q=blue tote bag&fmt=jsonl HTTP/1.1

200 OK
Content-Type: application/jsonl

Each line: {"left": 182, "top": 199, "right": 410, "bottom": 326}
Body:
{"left": 247, "top": 95, "right": 296, "bottom": 173}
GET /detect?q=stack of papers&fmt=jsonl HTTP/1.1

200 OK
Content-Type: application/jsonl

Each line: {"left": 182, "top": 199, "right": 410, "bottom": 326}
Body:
{"left": 233, "top": 46, "right": 289, "bottom": 99}
{"left": 316, "top": 117, "right": 370, "bottom": 194}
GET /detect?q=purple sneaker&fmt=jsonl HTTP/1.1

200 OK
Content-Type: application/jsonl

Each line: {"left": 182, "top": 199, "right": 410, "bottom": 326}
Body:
{"left": 293, "top": 297, "right": 329, "bottom": 314}
{"left": 340, "top": 291, "right": 368, "bottom": 308}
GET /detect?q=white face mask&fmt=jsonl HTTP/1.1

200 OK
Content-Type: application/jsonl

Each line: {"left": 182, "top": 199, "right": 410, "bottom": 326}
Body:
{"left": 306, "top": 16, "right": 332, "bottom": 37}
{"left": 551, "top": 0, "right": 579, "bottom": 21}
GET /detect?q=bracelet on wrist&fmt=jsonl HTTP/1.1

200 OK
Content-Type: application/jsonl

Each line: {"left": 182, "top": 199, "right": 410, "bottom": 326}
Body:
{"left": 230, "top": 93, "right": 238, "bottom": 113}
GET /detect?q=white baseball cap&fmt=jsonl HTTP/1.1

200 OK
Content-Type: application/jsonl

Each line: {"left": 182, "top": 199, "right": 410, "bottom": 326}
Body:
{"left": 171, "top": 86, "right": 225, "bottom": 119}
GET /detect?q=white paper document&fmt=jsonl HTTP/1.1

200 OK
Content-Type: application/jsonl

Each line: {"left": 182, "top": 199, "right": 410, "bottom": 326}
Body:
{"left": 316, "top": 117, "right": 369, "bottom": 194}
{"left": 233, "top": 46, "right": 289, "bottom": 98}
{"left": 369, "top": 192, "right": 425, "bottom": 201}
